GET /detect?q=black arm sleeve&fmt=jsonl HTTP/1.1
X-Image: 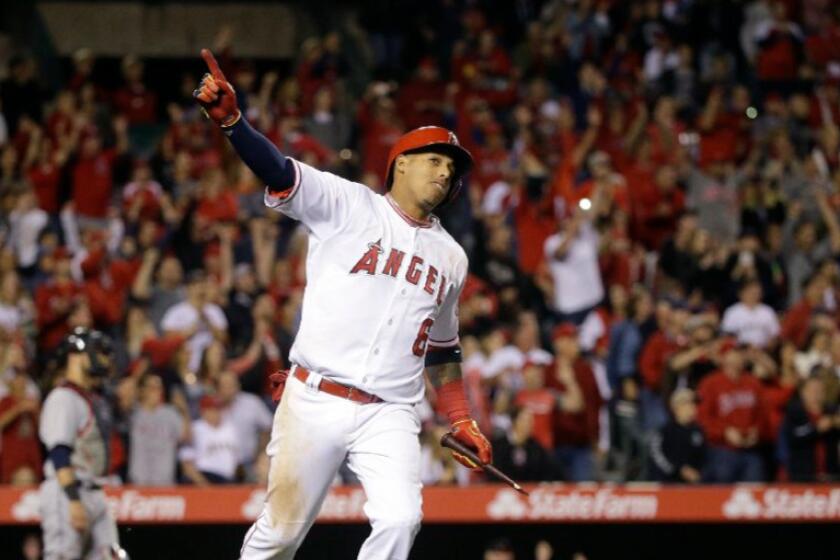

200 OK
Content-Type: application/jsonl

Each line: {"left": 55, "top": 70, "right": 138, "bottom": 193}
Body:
{"left": 425, "top": 345, "right": 463, "bottom": 367}
{"left": 224, "top": 118, "right": 296, "bottom": 191}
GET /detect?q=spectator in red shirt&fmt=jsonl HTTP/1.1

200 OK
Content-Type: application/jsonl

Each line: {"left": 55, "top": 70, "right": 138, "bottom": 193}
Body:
{"left": 113, "top": 55, "right": 158, "bottom": 124}
{"left": 751, "top": 345, "right": 796, "bottom": 445}
{"left": 458, "top": 274, "right": 499, "bottom": 335}
{"left": 0, "top": 369, "right": 42, "bottom": 484}
{"left": 396, "top": 58, "right": 446, "bottom": 131}
{"left": 639, "top": 299, "right": 687, "bottom": 430}
{"left": 697, "top": 340, "right": 767, "bottom": 482}
{"left": 472, "top": 123, "right": 510, "bottom": 193}
{"left": 813, "top": 77, "right": 840, "bottom": 128}
{"left": 753, "top": 1, "right": 804, "bottom": 86}
{"left": 546, "top": 323, "right": 603, "bottom": 481}
{"left": 80, "top": 232, "right": 143, "bottom": 329}
{"left": 25, "top": 133, "right": 66, "bottom": 215}
{"left": 272, "top": 115, "right": 335, "bottom": 170}
{"left": 511, "top": 172, "right": 557, "bottom": 276}
{"left": 195, "top": 167, "right": 239, "bottom": 232}
{"left": 513, "top": 361, "right": 555, "bottom": 451}
{"left": 781, "top": 273, "right": 827, "bottom": 349}
{"left": 474, "top": 29, "right": 513, "bottom": 80}
{"left": 739, "top": 343, "right": 795, "bottom": 478}
{"left": 560, "top": 150, "right": 630, "bottom": 216}
{"left": 645, "top": 96, "right": 686, "bottom": 166}
{"left": 633, "top": 164, "right": 685, "bottom": 251}
{"left": 70, "top": 115, "right": 128, "bottom": 223}
{"left": 598, "top": 210, "right": 647, "bottom": 290}
{"left": 67, "top": 48, "right": 106, "bottom": 100}
{"left": 357, "top": 86, "right": 403, "bottom": 188}
{"left": 34, "top": 248, "right": 84, "bottom": 351}
{"left": 697, "top": 86, "right": 752, "bottom": 168}
{"left": 45, "top": 89, "right": 76, "bottom": 144}
{"left": 450, "top": 43, "right": 517, "bottom": 112}
{"left": 123, "top": 160, "right": 164, "bottom": 223}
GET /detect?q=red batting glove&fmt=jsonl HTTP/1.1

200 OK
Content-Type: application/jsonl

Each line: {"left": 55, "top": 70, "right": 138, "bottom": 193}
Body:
{"left": 437, "top": 380, "right": 492, "bottom": 469}
{"left": 194, "top": 49, "right": 241, "bottom": 127}
{"left": 269, "top": 369, "right": 289, "bottom": 405}
{"left": 450, "top": 418, "right": 492, "bottom": 468}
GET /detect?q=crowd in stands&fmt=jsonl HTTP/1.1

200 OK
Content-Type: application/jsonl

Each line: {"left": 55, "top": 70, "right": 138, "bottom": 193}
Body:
{"left": 1, "top": 0, "right": 840, "bottom": 488}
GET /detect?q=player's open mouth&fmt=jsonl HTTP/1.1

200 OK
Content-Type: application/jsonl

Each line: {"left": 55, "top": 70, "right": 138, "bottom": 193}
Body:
{"left": 431, "top": 181, "right": 447, "bottom": 192}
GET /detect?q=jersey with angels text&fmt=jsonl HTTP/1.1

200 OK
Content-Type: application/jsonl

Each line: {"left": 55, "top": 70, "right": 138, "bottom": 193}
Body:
{"left": 265, "top": 159, "right": 467, "bottom": 403}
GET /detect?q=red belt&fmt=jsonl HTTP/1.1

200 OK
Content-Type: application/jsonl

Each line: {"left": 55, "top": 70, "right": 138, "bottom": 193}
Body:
{"left": 294, "top": 366, "right": 384, "bottom": 404}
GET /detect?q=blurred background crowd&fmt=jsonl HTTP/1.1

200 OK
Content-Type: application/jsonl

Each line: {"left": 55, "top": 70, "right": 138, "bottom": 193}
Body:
{"left": 1, "top": 0, "right": 840, "bottom": 490}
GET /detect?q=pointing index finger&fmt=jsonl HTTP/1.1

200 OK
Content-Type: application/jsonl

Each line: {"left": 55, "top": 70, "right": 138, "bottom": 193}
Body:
{"left": 201, "top": 48, "right": 227, "bottom": 82}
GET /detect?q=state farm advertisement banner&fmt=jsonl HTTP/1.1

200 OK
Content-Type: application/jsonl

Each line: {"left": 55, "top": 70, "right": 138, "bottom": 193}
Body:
{"left": 1, "top": 484, "right": 839, "bottom": 525}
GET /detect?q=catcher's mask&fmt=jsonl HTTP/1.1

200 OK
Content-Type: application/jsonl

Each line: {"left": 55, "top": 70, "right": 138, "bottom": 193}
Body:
{"left": 57, "top": 327, "right": 114, "bottom": 378}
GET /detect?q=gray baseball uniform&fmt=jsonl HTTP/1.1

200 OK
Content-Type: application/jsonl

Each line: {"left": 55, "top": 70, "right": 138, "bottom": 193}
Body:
{"left": 39, "top": 383, "right": 119, "bottom": 560}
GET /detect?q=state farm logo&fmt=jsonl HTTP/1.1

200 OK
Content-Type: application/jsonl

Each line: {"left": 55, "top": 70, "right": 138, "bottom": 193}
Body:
{"left": 106, "top": 490, "right": 186, "bottom": 521}
{"left": 11, "top": 489, "right": 186, "bottom": 522}
{"left": 723, "top": 487, "right": 840, "bottom": 520}
{"left": 487, "top": 487, "right": 658, "bottom": 520}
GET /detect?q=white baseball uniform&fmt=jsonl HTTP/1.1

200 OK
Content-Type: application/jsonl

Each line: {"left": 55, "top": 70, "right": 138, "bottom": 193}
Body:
{"left": 239, "top": 158, "right": 467, "bottom": 560}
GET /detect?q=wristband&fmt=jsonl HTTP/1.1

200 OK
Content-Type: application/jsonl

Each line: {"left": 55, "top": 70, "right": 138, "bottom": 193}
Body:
{"left": 220, "top": 110, "right": 242, "bottom": 129}
{"left": 63, "top": 480, "right": 81, "bottom": 502}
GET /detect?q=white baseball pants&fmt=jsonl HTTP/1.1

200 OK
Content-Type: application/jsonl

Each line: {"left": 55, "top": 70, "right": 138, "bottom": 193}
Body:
{"left": 239, "top": 372, "right": 423, "bottom": 560}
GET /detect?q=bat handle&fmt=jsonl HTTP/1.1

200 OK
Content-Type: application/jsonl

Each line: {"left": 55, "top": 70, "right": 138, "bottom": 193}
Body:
{"left": 484, "top": 464, "right": 529, "bottom": 496}
{"left": 440, "top": 433, "right": 529, "bottom": 496}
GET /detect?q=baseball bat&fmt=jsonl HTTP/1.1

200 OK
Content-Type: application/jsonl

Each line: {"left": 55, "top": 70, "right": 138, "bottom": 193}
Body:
{"left": 440, "top": 433, "right": 529, "bottom": 496}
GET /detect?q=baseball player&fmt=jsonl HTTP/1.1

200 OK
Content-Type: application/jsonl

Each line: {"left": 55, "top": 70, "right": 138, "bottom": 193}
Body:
{"left": 195, "top": 49, "right": 492, "bottom": 560}
{"left": 38, "top": 327, "right": 129, "bottom": 560}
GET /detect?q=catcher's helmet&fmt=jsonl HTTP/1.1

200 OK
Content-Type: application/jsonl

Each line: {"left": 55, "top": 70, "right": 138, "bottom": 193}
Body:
{"left": 385, "top": 126, "right": 473, "bottom": 206}
{"left": 57, "top": 327, "right": 114, "bottom": 378}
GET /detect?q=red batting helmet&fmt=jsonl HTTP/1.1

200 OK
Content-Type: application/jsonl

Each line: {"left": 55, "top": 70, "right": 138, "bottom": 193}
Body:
{"left": 385, "top": 126, "right": 473, "bottom": 206}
